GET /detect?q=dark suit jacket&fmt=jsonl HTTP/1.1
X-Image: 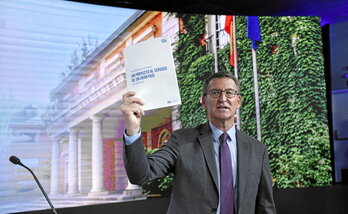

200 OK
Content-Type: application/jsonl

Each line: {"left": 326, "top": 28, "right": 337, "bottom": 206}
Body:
{"left": 124, "top": 123, "right": 276, "bottom": 214}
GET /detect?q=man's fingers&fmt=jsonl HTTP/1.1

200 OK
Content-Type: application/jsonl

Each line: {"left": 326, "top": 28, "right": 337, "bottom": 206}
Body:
{"left": 119, "top": 91, "right": 144, "bottom": 135}
{"left": 122, "top": 92, "right": 145, "bottom": 106}
{"left": 124, "top": 97, "right": 145, "bottom": 107}
{"left": 134, "top": 107, "right": 145, "bottom": 118}
{"left": 120, "top": 91, "right": 145, "bottom": 120}
{"left": 120, "top": 99, "right": 145, "bottom": 117}
{"left": 122, "top": 91, "right": 136, "bottom": 101}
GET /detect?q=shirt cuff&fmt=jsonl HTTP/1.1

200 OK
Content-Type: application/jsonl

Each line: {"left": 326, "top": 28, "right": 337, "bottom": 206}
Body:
{"left": 124, "top": 130, "right": 141, "bottom": 145}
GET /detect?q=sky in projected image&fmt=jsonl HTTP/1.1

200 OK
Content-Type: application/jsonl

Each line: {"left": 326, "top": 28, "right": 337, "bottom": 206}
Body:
{"left": 0, "top": 1, "right": 136, "bottom": 212}
{"left": 0, "top": 0, "right": 136, "bottom": 106}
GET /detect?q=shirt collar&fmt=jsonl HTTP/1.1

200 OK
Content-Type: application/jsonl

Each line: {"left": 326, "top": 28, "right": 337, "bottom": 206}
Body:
{"left": 209, "top": 121, "right": 236, "bottom": 142}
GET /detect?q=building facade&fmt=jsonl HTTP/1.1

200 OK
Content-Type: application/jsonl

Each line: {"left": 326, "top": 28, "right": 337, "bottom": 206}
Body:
{"left": 44, "top": 10, "right": 181, "bottom": 197}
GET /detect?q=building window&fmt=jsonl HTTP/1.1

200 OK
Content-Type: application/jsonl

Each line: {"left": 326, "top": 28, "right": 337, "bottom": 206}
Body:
{"left": 133, "top": 25, "right": 156, "bottom": 44}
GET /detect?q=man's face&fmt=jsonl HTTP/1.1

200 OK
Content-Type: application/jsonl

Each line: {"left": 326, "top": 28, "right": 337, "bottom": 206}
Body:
{"left": 202, "top": 77, "right": 241, "bottom": 126}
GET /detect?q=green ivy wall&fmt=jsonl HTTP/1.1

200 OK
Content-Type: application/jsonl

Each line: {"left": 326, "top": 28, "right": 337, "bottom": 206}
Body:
{"left": 174, "top": 15, "right": 332, "bottom": 188}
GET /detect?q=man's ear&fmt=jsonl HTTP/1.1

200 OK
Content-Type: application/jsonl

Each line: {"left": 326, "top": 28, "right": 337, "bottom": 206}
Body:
{"left": 236, "top": 95, "right": 242, "bottom": 109}
{"left": 201, "top": 96, "right": 207, "bottom": 109}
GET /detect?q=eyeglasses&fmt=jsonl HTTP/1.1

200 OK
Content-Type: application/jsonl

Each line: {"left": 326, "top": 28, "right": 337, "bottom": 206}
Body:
{"left": 205, "top": 89, "right": 239, "bottom": 98}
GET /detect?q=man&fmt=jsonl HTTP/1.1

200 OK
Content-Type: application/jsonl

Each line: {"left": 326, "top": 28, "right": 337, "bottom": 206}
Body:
{"left": 120, "top": 71, "right": 276, "bottom": 214}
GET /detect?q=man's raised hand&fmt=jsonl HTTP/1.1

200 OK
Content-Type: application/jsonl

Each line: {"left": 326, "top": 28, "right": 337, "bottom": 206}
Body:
{"left": 120, "top": 91, "right": 145, "bottom": 136}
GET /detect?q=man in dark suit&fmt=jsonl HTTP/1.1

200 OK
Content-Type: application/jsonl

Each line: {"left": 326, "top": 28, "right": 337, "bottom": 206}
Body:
{"left": 120, "top": 71, "right": 276, "bottom": 214}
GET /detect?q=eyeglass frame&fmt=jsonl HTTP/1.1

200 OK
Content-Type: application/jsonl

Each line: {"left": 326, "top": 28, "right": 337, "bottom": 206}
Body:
{"left": 204, "top": 89, "right": 240, "bottom": 98}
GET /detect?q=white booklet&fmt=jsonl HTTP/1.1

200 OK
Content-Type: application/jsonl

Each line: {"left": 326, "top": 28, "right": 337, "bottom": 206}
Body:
{"left": 124, "top": 36, "right": 181, "bottom": 111}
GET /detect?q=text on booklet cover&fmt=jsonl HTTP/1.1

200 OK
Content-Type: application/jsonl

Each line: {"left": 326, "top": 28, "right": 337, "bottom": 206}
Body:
{"left": 124, "top": 37, "right": 181, "bottom": 111}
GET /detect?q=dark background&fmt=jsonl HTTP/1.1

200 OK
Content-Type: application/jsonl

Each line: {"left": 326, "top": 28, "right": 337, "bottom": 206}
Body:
{"left": 68, "top": 0, "right": 348, "bottom": 24}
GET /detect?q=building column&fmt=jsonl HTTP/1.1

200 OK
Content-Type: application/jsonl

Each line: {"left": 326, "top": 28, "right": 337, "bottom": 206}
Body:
{"left": 67, "top": 128, "right": 79, "bottom": 194}
{"left": 50, "top": 138, "right": 61, "bottom": 195}
{"left": 113, "top": 118, "right": 129, "bottom": 191}
{"left": 124, "top": 179, "right": 142, "bottom": 195}
{"left": 123, "top": 172, "right": 143, "bottom": 198}
{"left": 116, "top": 118, "right": 143, "bottom": 198}
{"left": 171, "top": 105, "right": 181, "bottom": 131}
{"left": 89, "top": 115, "right": 107, "bottom": 195}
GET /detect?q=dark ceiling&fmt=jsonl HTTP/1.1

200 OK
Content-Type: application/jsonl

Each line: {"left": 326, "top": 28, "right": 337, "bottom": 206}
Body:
{"left": 69, "top": 0, "right": 348, "bottom": 24}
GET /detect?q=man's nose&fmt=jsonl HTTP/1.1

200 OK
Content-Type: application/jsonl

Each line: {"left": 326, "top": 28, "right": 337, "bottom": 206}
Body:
{"left": 217, "top": 91, "right": 228, "bottom": 101}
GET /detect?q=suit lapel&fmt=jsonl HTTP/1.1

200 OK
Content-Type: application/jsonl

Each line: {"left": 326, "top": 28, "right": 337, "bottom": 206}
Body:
{"left": 236, "top": 130, "right": 251, "bottom": 208}
{"left": 196, "top": 124, "right": 252, "bottom": 204}
{"left": 198, "top": 123, "right": 219, "bottom": 191}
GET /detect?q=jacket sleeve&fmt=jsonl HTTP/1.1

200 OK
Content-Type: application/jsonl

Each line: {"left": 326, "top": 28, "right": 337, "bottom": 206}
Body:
{"left": 255, "top": 147, "right": 277, "bottom": 214}
{"left": 123, "top": 130, "right": 180, "bottom": 186}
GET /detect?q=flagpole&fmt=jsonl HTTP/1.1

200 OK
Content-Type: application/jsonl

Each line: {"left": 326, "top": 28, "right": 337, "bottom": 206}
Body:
{"left": 251, "top": 48, "right": 262, "bottom": 141}
{"left": 247, "top": 16, "right": 262, "bottom": 141}
{"left": 213, "top": 15, "right": 218, "bottom": 73}
{"left": 231, "top": 16, "right": 241, "bottom": 130}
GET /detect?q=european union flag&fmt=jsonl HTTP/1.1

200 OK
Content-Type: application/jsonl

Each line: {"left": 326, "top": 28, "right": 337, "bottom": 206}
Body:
{"left": 247, "top": 16, "right": 262, "bottom": 50}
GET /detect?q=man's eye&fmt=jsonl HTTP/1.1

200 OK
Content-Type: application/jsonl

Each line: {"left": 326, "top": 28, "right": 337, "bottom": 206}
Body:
{"left": 226, "top": 91, "right": 234, "bottom": 95}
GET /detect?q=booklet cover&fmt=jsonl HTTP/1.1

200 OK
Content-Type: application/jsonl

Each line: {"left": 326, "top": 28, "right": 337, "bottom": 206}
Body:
{"left": 124, "top": 36, "right": 181, "bottom": 111}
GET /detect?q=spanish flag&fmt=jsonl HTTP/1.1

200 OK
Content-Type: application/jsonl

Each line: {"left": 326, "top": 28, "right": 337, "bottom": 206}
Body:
{"left": 223, "top": 15, "right": 235, "bottom": 67}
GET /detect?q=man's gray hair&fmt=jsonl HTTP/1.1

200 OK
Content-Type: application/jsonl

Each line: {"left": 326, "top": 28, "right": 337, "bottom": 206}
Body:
{"left": 202, "top": 71, "right": 240, "bottom": 95}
